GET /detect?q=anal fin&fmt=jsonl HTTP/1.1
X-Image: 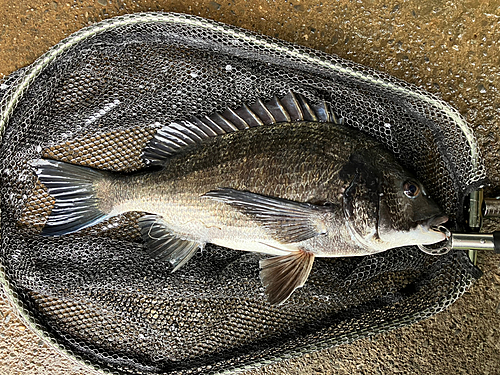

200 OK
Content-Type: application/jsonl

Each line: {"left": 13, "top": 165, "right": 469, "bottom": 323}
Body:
{"left": 260, "top": 250, "right": 315, "bottom": 305}
{"left": 138, "top": 215, "right": 202, "bottom": 272}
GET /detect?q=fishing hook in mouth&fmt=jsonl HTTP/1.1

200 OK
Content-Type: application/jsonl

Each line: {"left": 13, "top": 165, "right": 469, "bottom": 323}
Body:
{"left": 417, "top": 225, "right": 452, "bottom": 255}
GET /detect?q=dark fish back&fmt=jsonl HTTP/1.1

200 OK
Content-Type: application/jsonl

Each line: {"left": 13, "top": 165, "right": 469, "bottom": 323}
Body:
{"left": 153, "top": 121, "right": 386, "bottom": 204}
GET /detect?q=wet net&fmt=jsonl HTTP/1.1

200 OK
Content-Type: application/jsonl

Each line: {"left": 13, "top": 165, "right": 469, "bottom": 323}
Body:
{"left": 0, "top": 13, "right": 486, "bottom": 374}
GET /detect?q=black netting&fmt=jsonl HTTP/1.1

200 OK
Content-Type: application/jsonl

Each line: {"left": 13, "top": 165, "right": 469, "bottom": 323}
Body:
{"left": 0, "top": 13, "right": 485, "bottom": 374}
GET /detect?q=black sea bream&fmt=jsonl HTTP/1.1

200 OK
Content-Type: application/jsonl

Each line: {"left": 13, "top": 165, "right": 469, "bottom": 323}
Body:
{"left": 32, "top": 92, "right": 447, "bottom": 304}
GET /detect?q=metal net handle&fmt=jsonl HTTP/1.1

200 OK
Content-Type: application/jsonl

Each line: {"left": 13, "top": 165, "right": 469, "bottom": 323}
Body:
{"left": 419, "top": 226, "right": 500, "bottom": 255}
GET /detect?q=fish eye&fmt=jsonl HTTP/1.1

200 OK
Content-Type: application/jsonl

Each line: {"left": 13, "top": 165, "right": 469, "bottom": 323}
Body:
{"left": 403, "top": 181, "right": 420, "bottom": 199}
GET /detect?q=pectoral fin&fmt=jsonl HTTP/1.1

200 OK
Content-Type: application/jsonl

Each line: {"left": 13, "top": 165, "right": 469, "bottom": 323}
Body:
{"left": 203, "top": 188, "right": 332, "bottom": 243}
{"left": 138, "top": 215, "right": 202, "bottom": 272}
{"left": 260, "top": 251, "right": 315, "bottom": 305}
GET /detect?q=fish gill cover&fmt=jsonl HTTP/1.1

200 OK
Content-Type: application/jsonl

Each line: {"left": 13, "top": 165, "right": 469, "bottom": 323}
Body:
{"left": 0, "top": 13, "right": 486, "bottom": 375}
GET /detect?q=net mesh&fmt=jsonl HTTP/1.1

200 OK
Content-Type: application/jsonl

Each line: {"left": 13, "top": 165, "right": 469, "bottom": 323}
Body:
{"left": 0, "top": 13, "right": 486, "bottom": 374}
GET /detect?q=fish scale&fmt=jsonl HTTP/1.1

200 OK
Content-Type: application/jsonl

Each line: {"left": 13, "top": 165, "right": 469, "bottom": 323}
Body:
{"left": 33, "top": 112, "right": 446, "bottom": 304}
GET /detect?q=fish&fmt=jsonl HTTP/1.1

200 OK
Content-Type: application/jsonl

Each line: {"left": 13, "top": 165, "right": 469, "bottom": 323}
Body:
{"left": 31, "top": 91, "right": 448, "bottom": 305}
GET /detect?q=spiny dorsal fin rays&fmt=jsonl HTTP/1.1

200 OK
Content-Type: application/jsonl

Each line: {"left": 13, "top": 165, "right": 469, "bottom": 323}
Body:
{"left": 223, "top": 107, "right": 251, "bottom": 130}
{"left": 296, "top": 94, "right": 318, "bottom": 122}
{"left": 212, "top": 112, "right": 240, "bottom": 132}
{"left": 142, "top": 91, "right": 342, "bottom": 165}
{"left": 266, "top": 95, "right": 292, "bottom": 123}
{"left": 281, "top": 91, "right": 303, "bottom": 121}
{"left": 200, "top": 115, "right": 227, "bottom": 135}
{"left": 249, "top": 98, "right": 275, "bottom": 125}
{"left": 237, "top": 104, "right": 264, "bottom": 127}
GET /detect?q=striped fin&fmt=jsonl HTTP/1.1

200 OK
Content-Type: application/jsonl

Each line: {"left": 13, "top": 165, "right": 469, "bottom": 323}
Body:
{"left": 202, "top": 187, "right": 332, "bottom": 243}
{"left": 143, "top": 91, "right": 342, "bottom": 165}
{"left": 30, "top": 159, "right": 111, "bottom": 235}
{"left": 260, "top": 250, "right": 315, "bottom": 305}
{"left": 138, "top": 215, "right": 203, "bottom": 272}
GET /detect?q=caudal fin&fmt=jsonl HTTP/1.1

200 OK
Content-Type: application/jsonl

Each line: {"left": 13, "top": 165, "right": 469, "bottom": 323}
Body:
{"left": 31, "top": 159, "right": 110, "bottom": 235}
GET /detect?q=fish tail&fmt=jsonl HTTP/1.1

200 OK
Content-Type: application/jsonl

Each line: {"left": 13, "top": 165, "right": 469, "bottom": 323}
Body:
{"left": 31, "top": 159, "right": 112, "bottom": 235}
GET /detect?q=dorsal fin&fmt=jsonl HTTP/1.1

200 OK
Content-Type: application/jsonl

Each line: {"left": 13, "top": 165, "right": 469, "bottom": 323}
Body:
{"left": 142, "top": 91, "right": 342, "bottom": 165}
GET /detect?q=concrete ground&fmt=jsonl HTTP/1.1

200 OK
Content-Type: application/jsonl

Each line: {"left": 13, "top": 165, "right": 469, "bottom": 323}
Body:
{"left": 0, "top": 1, "right": 499, "bottom": 374}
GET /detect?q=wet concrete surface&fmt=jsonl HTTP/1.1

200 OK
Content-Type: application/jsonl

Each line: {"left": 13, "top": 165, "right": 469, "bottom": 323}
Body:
{"left": 0, "top": 1, "right": 499, "bottom": 374}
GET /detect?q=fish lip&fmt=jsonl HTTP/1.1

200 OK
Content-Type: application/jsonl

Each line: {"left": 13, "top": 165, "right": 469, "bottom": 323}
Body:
{"left": 426, "top": 215, "right": 449, "bottom": 230}
{"left": 422, "top": 215, "right": 449, "bottom": 242}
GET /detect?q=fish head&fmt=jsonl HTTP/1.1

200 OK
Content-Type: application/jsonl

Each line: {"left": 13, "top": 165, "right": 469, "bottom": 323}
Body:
{"left": 376, "top": 170, "right": 448, "bottom": 249}
{"left": 341, "top": 147, "right": 447, "bottom": 253}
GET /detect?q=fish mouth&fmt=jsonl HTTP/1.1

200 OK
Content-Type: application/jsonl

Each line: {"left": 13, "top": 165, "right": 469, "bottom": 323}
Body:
{"left": 426, "top": 215, "right": 449, "bottom": 232}
{"left": 419, "top": 214, "right": 449, "bottom": 244}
